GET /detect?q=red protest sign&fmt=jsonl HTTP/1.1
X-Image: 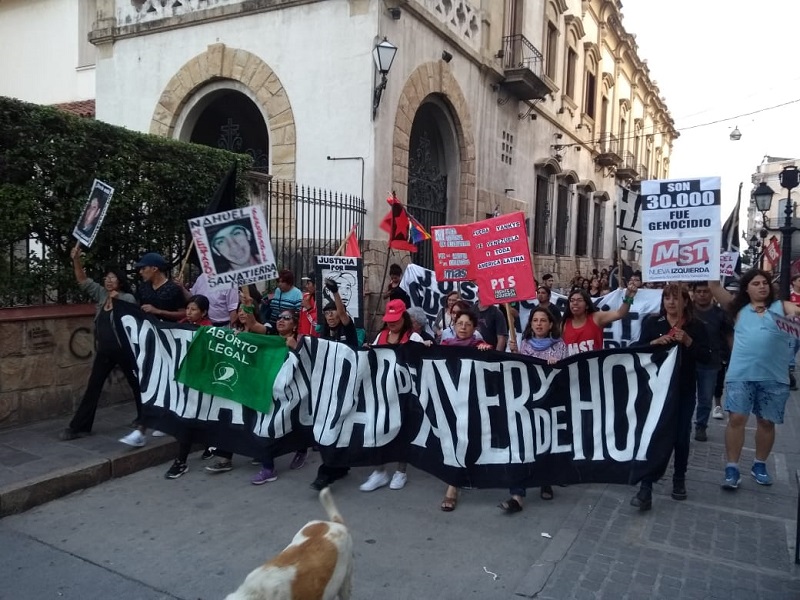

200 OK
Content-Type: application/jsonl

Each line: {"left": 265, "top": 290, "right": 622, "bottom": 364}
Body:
{"left": 431, "top": 224, "right": 473, "bottom": 281}
{"left": 469, "top": 212, "right": 536, "bottom": 304}
{"left": 764, "top": 236, "right": 781, "bottom": 265}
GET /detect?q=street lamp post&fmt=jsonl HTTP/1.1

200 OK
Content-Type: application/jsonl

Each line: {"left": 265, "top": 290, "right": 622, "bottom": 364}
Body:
{"left": 752, "top": 166, "right": 800, "bottom": 297}
{"left": 778, "top": 166, "right": 800, "bottom": 299}
{"left": 753, "top": 181, "right": 775, "bottom": 272}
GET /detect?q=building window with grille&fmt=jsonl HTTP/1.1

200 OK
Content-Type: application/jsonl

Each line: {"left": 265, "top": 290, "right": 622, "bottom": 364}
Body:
{"left": 534, "top": 175, "right": 550, "bottom": 254}
{"left": 591, "top": 200, "right": 605, "bottom": 258}
{"left": 575, "top": 193, "right": 590, "bottom": 256}
{"left": 555, "top": 182, "right": 570, "bottom": 255}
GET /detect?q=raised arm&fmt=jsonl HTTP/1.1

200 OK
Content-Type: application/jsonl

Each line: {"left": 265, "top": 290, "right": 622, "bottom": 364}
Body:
{"left": 70, "top": 245, "right": 88, "bottom": 284}
{"left": 326, "top": 279, "right": 351, "bottom": 326}
{"left": 708, "top": 280, "right": 734, "bottom": 311}
{"left": 595, "top": 282, "right": 638, "bottom": 327}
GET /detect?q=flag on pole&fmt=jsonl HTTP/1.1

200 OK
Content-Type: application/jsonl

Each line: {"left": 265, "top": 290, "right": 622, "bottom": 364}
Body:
{"left": 379, "top": 193, "right": 417, "bottom": 252}
{"left": 721, "top": 183, "right": 742, "bottom": 254}
{"left": 344, "top": 223, "right": 361, "bottom": 258}
{"left": 407, "top": 213, "right": 431, "bottom": 244}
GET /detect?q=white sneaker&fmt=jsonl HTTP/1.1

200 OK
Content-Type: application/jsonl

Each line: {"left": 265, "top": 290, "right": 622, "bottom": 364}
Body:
{"left": 712, "top": 406, "right": 724, "bottom": 420}
{"left": 389, "top": 471, "right": 407, "bottom": 490}
{"left": 151, "top": 430, "right": 166, "bottom": 437}
{"left": 119, "top": 430, "right": 146, "bottom": 447}
{"left": 359, "top": 469, "right": 390, "bottom": 492}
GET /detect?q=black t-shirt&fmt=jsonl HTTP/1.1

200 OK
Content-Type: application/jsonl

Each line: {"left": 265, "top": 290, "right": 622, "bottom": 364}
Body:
{"left": 136, "top": 280, "right": 186, "bottom": 321}
{"left": 478, "top": 305, "right": 509, "bottom": 348}
{"left": 322, "top": 319, "right": 359, "bottom": 348}
{"left": 388, "top": 285, "right": 411, "bottom": 308}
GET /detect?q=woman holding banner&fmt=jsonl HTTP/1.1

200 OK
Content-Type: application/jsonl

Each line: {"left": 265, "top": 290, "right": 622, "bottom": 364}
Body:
{"left": 502, "top": 306, "right": 568, "bottom": 510}
{"left": 439, "top": 309, "right": 492, "bottom": 511}
{"left": 561, "top": 284, "right": 638, "bottom": 356}
{"left": 630, "top": 284, "right": 710, "bottom": 510}
{"left": 60, "top": 247, "right": 139, "bottom": 441}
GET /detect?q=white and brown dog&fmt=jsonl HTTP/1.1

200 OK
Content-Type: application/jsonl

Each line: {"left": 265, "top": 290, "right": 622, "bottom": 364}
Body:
{"left": 225, "top": 487, "right": 353, "bottom": 600}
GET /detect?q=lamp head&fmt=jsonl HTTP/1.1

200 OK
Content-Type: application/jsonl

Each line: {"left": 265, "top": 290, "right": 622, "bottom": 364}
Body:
{"left": 752, "top": 181, "right": 776, "bottom": 213}
{"left": 373, "top": 38, "right": 398, "bottom": 75}
{"left": 729, "top": 126, "right": 742, "bottom": 141}
{"left": 779, "top": 165, "right": 800, "bottom": 191}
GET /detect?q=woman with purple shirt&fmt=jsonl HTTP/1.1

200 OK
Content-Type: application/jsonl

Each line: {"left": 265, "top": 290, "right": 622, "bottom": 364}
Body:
{"left": 502, "top": 306, "right": 567, "bottom": 511}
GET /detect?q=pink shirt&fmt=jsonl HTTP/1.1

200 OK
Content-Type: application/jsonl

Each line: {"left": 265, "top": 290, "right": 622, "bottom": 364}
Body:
{"left": 190, "top": 274, "right": 238, "bottom": 325}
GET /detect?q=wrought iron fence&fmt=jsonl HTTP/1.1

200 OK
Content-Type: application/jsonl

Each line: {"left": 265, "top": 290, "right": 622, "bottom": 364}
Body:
{"left": 258, "top": 178, "right": 366, "bottom": 285}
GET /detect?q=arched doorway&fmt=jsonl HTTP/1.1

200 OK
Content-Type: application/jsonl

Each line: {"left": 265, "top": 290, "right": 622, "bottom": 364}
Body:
{"left": 179, "top": 87, "right": 269, "bottom": 172}
{"left": 407, "top": 97, "right": 459, "bottom": 269}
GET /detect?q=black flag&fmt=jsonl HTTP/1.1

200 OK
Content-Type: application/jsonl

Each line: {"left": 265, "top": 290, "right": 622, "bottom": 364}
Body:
{"left": 204, "top": 163, "right": 238, "bottom": 215}
{"left": 721, "top": 182, "right": 742, "bottom": 284}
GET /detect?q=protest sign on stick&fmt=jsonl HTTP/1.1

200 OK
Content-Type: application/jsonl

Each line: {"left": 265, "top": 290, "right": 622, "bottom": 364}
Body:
{"left": 188, "top": 206, "right": 277, "bottom": 289}
{"left": 314, "top": 255, "right": 364, "bottom": 330}
{"left": 72, "top": 179, "right": 114, "bottom": 247}
{"left": 719, "top": 252, "right": 739, "bottom": 277}
{"left": 640, "top": 177, "right": 721, "bottom": 282}
{"left": 431, "top": 224, "right": 473, "bottom": 281}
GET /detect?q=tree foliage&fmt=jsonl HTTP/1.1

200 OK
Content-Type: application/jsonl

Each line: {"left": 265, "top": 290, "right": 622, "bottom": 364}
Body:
{"left": 0, "top": 96, "right": 252, "bottom": 306}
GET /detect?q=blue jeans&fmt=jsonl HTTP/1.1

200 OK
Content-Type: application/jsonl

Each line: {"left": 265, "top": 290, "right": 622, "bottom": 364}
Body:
{"left": 695, "top": 367, "right": 720, "bottom": 429}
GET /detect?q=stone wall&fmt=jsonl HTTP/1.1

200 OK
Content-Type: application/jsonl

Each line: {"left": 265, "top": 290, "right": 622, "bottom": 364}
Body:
{"left": 0, "top": 305, "right": 134, "bottom": 430}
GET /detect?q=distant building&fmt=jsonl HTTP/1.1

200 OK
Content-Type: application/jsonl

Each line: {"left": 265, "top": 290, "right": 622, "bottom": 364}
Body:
{"left": 1, "top": 0, "right": 677, "bottom": 288}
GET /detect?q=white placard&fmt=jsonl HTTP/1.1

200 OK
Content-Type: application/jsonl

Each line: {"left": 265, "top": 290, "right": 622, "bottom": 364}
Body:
{"left": 72, "top": 179, "right": 114, "bottom": 247}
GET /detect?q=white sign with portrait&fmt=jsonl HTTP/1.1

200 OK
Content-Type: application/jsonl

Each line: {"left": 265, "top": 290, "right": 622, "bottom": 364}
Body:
{"left": 314, "top": 255, "right": 364, "bottom": 330}
{"left": 72, "top": 179, "right": 114, "bottom": 247}
{"left": 188, "top": 206, "right": 277, "bottom": 289}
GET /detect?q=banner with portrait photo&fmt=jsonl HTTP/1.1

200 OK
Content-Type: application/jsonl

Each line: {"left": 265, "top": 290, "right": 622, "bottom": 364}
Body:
{"left": 314, "top": 255, "right": 364, "bottom": 330}
{"left": 188, "top": 206, "right": 277, "bottom": 289}
{"left": 72, "top": 179, "right": 114, "bottom": 247}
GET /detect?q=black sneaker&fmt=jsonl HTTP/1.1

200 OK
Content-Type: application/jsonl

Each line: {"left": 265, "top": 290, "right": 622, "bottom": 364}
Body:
{"left": 310, "top": 475, "right": 331, "bottom": 491}
{"left": 164, "top": 460, "right": 188, "bottom": 479}
{"left": 694, "top": 427, "right": 708, "bottom": 442}
{"left": 630, "top": 488, "right": 652, "bottom": 511}
{"left": 205, "top": 460, "right": 233, "bottom": 473}
{"left": 200, "top": 448, "right": 215, "bottom": 460}
{"left": 59, "top": 428, "right": 86, "bottom": 441}
{"left": 671, "top": 481, "right": 687, "bottom": 501}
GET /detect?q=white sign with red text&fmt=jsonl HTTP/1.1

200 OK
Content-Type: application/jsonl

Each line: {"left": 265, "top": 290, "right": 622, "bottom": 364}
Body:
{"left": 719, "top": 251, "right": 739, "bottom": 277}
{"left": 773, "top": 313, "right": 800, "bottom": 341}
{"left": 640, "top": 177, "right": 721, "bottom": 282}
{"left": 188, "top": 206, "right": 277, "bottom": 289}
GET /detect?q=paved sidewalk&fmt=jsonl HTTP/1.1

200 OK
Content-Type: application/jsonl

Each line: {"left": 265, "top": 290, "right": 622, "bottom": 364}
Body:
{"left": 0, "top": 404, "right": 177, "bottom": 517}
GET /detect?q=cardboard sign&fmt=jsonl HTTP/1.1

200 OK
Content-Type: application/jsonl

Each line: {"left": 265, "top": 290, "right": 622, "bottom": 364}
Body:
{"left": 188, "top": 206, "right": 277, "bottom": 289}
{"left": 72, "top": 179, "right": 114, "bottom": 247}
{"left": 773, "top": 313, "right": 800, "bottom": 340}
{"left": 431, "top": 224, "right": 473, "bottom": 281}
{"left": 719, "top": 251, "right": 739, "bottom": 277}
{"left": 640, "top": 177, "right": 721, "bottom": 282}
{"left": 617, "top": 186, "right": 643, "bottom": 253}
{"left": 314, "top": 255, "right": 364, "bottom": 330}
{"left": 471, "top": 212, "right": 536, "bottom": 304}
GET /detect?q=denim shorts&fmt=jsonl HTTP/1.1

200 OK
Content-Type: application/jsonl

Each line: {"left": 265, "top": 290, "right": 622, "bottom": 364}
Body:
{"left": 724, "top": 381, "right": 790, "bottom": 424}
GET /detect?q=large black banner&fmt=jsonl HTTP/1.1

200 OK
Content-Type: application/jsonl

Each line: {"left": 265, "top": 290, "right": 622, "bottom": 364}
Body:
{"left": 116, "top": 302, "right": 679, "bottom": 488}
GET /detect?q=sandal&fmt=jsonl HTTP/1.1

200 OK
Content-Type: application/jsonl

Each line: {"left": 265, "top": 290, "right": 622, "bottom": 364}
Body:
{"left": 440, "top": 495, "right": 458, "bottom": 512}
{"left": 540, "top": 486, "right": 554, "bottom": 500}
{"left": 499, "top": 498, "right": 523, "bottom": 513}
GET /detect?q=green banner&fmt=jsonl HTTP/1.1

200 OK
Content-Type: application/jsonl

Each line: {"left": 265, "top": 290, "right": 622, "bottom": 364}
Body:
{"left": 175, "top": 327, "right": 288, "bottom": 413}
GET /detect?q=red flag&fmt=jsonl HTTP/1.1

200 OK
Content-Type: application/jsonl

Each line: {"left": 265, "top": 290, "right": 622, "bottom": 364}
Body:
{"left": 344, "top": 224, "right": 361, "bottom": 258}
{"left": 379, "top": 193, "right": 416, "bottom": 252}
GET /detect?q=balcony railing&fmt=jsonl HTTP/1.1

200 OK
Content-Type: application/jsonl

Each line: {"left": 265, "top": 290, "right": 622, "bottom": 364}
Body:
{"left": 595, "top": 133, "right": 622, "bottom": 167}
{"left": 616, "top": 152, "right": 639, "bottom": 179}
{"left": 499, "top": 35, "right": 554, "bottom": 101}
{"left": 418, "top": 0, "right": 481, "bottom": 52}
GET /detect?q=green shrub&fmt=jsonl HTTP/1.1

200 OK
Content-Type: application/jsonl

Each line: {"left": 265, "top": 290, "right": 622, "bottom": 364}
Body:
{"left": 0, "top": 96, "right": 252, "bottom": 306}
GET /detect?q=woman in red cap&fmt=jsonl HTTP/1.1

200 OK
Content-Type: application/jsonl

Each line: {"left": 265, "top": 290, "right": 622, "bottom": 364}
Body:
{"left": 360, "top": 299, "right": 428, "bottom": 492}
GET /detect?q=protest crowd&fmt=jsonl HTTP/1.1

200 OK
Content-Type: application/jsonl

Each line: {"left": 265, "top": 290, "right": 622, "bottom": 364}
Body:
{"left": 57, "top": 176, "right": 798, "bottom": 526}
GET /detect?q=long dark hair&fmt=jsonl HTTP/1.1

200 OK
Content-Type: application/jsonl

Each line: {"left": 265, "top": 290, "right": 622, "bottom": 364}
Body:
{"left": 659, "top": 283, "right": 693, "bottom": 322}
{"left": 381, "top": 312, "right": 413, "bottom": 340}
{"left": 730, "top": 269, "right": 775, "bottom": 315}
{"left": 522, "top": 306, "right": 561, "bottom": 340}
{"left": 565, "top": 288, "right": 597, "bottom": 319}
{"left": 104, "top": 266, "right": 132, "bottom": 294}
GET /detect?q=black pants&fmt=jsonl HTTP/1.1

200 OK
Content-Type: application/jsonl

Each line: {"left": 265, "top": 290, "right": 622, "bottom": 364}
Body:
{"left": 642, "top": 389, "right": 695, "bottom": 488}
{"left": 317, "top": 463, "right": 349, "bottom": 481}
{"left": 69, "top": 347, "right": 141, "bottom": 433}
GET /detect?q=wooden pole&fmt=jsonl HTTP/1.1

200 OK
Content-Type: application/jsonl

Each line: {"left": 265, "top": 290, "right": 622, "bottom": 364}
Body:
{"left": 178, "top": 240, "right": 195, "bottom": 278}
{"left": 504, "top": 303, "right": 517, "bottom": 347}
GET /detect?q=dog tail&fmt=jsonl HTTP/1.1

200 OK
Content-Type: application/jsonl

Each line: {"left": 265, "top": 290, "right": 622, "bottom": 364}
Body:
{"left": 319, "top": 487, "right": 344, "bottom": 524}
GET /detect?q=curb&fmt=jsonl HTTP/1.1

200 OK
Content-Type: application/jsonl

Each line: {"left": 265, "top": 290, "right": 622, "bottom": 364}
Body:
{"left": 0, "top": 439, "right": 179, "bottom": 518}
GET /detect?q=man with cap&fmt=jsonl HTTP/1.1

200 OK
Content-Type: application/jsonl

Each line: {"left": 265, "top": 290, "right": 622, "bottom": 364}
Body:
{"left": 298, "top": 272, "right": 319, "bottom": 337}
{"left": 134, "top": 252, "right": 186, "bottom": 322}
{"left": 119, "top": 252, "right": 186, "bottom": 448}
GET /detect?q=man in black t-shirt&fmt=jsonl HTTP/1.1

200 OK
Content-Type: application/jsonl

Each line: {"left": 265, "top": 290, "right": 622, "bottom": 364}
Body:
{"left": 311, "top": 278, "right": 357, "bottom": 491}
{"left": 120, "top": 252, "right": 186, "bottom": 448}
{"left": 134, "top": 252, "right": 186, "bottom": 322}
{"left": 477, "top": 300, "right": 509, "bottom": 351}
